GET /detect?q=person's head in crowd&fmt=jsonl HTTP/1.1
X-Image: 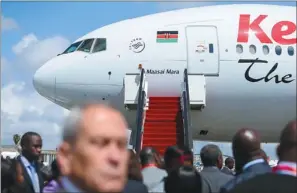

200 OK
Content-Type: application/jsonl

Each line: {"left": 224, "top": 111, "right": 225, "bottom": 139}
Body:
{"left": 164, "top": 146, "right": 184, "bottom": 174}
{"left": 128, "top": 149, "right": 143, "bottom": 182}
{"left": 200, "top": 144, "right": 223, "bottom": 169}
{"left": 164, "top": 165, "right": 202, "bottom": 193}
{"left": 277, "top": 120, "right": 297, "bottom": 162}
{"left": 20, "top": 131, "right": 42, "bottom": 162}
{"left": 260, "top": 149, "right": 269, "bottom": 163}
{"left": 225, "top": 157, "right": 235, "bottom": 170}
{"left": 181, "top": 146, "right": 194, "bottom": 166}
{"left": 57, "top": 103, "right": 129, "bottom": 193}
{"left": 139, "top": 146, "right": 162, "bottom": 168}
{"left": 232, "top": 128, "right": 262, "bottom": 172}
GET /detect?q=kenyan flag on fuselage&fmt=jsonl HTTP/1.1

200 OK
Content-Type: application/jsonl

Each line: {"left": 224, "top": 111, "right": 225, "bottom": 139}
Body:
{"left": 156, "top": 31, "right": 178, "bottom": 43}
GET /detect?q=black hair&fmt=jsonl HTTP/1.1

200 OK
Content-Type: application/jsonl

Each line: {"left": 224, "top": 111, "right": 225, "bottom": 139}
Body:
{"left": 200, "top": 144, "right": 222, "bottom": 167}
{"left": 165, "top": 165, "right": 202, "bottom": 193}
{"left": 164, "top": 146, "right": 183, "bottom": 167}
{"left": 139, "top": 147, "right": 158, "bottom": 165}
{"left": 225, "top": 157, "right": 234, "bottom": 165}
{"left": 20, "top": 131, "right": 41, "bottom": 148}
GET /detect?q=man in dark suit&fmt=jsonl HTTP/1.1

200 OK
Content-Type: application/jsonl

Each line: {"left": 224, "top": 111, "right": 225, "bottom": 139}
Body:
{"left": 163, "top": 146, "right": 184, "bottom": 174}
{"left": 123, "top": 180, "right": 149, "bottom": 193}
{"left": 199, "top": 144, "right": 234, "bottom": 193}
{"left": 56, "top": 104, "right": 148, "bottom": 193}
{"left": 220, "top": 128, "right": 272, "bottom": 193}
{"left": 226, "top": 173, "right": 297, "bottom": 193}
{"left": 225, "top": 120, "right": 297, "bottom": 193}
{"left": 221, "top": 157, "right": 235, "bottom": 176}
{"left": 8, "top": 132, "right": 44, "bottom": 193}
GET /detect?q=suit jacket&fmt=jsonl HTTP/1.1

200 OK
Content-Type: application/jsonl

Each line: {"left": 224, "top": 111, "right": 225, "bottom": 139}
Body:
{"left": 220, "top": 162, "right": 272, "bottom": 193}
{"left": 56, "top": 178, "right": 148, "bottom": 193}
{"left": 8, "top": 156, "right": 44, "bottom": 193}
{"left": 200, "top": 167, "right": 234, "bottom": 193}
{"left": 221, "top": 167, "right": 235, "bottom": 176}
{"left": 226, "top": 173, "right": 297, "bottom": 193}
{"left": 123, "top": 180, "right": 149, "bottom": 193}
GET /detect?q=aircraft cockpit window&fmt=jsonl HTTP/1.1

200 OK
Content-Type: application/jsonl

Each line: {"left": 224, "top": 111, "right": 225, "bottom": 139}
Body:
{"left": 92, "top": 38, "right": 107, "bottom": 53}
{"left": 77, "top": 39, "right": 94, "bottom": 53}
{"left": 288, "top": 46, "right": 294, "bottom": 56}
{"left": 275, "top": 46, "right": 282, "bottom": 55}
{"left": 62, "top": 41, "right": 83, "bottom": 54}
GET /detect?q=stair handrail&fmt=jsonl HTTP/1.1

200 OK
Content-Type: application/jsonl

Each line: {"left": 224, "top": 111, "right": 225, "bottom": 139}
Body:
{"left": 134, "top": 68, "right": 147, "bottom": 153}
{"left": 184, "top": 69, "right": 191, "bottom": 127}
{"left": 181, "top": 69, "right": 192, "bottom": 149}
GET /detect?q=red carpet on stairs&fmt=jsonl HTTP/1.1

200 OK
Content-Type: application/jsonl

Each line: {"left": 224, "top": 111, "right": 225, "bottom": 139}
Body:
{"left": 142, "top": 97, "right": 184, "bottom": 155}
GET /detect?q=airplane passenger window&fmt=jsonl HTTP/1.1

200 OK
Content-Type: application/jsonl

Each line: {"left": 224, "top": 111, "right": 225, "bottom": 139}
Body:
{"left": 249, "top": 44, "right": 256, "bottom": 54}
{"left": 275, "top": 46, "right": 282, "bottom": 55}
{"left": 92, "top": 38, "right": 107, "bottom": 53}
{"left": 236, "top": 44, "right": 243, "bottom": 54}
{"left": 77, "top": 39, "right": 94, "bottom": 53}
{"left": 262, "top": 45, "right": 269, "bottom": 55}
{"left": 287, "top": 46, "right": 294, "bottom": 56}
{"left": 62, "top": 41, "right": 83, "bottom": 54}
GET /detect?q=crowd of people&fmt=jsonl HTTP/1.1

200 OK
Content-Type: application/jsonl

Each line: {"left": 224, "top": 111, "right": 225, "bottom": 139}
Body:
{"left": 1, "top": 103, "right": 296, "bottom": 193}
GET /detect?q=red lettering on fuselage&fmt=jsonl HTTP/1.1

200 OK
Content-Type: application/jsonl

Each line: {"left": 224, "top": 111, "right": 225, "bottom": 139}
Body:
{"left": 237, "top": 14, "right": 297, "bottom": 45}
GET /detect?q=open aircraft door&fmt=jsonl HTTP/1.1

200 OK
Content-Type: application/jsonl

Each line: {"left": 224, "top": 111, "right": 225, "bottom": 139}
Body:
{"left": 185, "top": 25, "right": 220, "bottom": 75}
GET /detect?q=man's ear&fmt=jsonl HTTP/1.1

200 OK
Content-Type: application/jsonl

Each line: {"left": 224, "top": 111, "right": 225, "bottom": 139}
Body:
{"left": 56, "top": 142, "right": 72, "bottom": 176}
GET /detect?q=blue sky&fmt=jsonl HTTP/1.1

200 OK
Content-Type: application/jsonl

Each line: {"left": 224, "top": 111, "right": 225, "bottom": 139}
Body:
{"left": 1, "top": 1, "right": 295, "bottom": 159}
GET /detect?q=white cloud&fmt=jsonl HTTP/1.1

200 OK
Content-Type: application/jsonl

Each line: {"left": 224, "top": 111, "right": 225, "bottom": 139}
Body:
{"left": 12, "top": 34, "right": 38, "bottom": 54}
{"left": 1, "top": 57, "right": 8, "bottom": 69}
{"left": 12, "top": 33, "right": 70, "bottom": 68}
{"left": 1, "top": 82, "right": 26, "bottom": 123}
{"left": 2, "top": 33, "right": 71, "bottom": 149}
{"left": 1, "top": 16, "right": 19, "bottom": 31}
{"left": 1, "top": 82, "right": 64, "bottom": 149}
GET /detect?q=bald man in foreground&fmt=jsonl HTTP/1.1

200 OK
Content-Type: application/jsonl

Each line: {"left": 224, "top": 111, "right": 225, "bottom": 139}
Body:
{"left": 56, "top": 104, "right": 148, "bottom": 193}
{"left": 220, "top": 128, "right": 271, "bottom": 193}
{"left": 224, "top": 120, "right": 297, "bottom": 193}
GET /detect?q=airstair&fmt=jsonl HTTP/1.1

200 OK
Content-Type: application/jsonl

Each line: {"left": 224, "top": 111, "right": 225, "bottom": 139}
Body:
{"left": 124, "top": 68, "right": 206, "bottom": 154}
{"left": 142, "top": 96, "right": 184, "bottom": 154}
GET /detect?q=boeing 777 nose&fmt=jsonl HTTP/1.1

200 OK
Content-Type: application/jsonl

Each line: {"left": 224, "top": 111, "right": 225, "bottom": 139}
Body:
{"left": 33, "top": 63, "right": 56, "bottom": 100}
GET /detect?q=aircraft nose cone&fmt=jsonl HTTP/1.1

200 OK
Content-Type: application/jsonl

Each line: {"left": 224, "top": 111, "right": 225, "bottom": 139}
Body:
{"left": 33, "top": 64, "right": 55, "bottom": 97}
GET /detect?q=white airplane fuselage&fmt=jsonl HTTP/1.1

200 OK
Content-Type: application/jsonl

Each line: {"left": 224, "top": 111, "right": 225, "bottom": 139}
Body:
{"left": 33, "top": 4, "right": 296, "bottom": 143}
